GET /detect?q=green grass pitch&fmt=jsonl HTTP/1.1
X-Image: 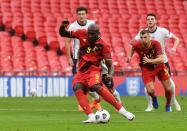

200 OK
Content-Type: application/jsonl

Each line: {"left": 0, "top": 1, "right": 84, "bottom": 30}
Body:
{"left": 0, "top": 96, "right": 186, "bottom": 131}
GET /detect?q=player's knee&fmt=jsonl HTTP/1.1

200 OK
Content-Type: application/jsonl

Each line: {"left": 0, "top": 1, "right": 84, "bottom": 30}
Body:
{"left": 73, "top": 83, "right": 85, "bottom": 92}
{"left": 90, "top": 83, "right": 102, "bottom": 92}
{"left": 146, "top": 88, "right": 154, "bottom": 95}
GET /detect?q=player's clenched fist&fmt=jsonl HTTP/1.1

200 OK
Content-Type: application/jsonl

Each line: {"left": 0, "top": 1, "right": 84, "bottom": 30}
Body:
{"left": 61, "top": 19, "right": 70, "bottom": 28}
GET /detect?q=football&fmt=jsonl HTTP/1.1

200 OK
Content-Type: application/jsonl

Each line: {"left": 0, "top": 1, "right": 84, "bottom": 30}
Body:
{"left": 95, "top": 109, "right": 110, "bottom": 123}
{"left": 29, "top": 88, "right": 37, "bottom": 97}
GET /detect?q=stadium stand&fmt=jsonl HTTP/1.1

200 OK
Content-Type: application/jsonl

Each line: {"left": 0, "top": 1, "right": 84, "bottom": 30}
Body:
{"left": 0, "top": 0, "right": 187, "bottom": 76}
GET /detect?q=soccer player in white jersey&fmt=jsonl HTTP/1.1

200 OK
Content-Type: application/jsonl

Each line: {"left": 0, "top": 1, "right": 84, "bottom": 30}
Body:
{"left": 101, "top": 60, "right": 122, "bottom": 104}
{"left": 65, "top": 7, "right": 101, "bottom": 111}
{"left": 130, "top": 13, "right": 181, "bottom": 112}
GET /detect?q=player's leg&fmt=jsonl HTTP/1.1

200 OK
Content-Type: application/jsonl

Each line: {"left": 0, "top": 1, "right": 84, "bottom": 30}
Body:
{"left": 72, "top": 58, "right": 78, "bottom": 74}
{"left": 161, "top": 79, "right": 173, "bottom": 112}
{"left": 88, "top": 70, "right": 134, "bottom": 121}
{"left": 89, "top": 91, "right": 102, "bottom": 110}
{"left": 158, "top": 65, "right": 173, "bottom": 112}
{"left": 145, "top": 82, "right": 158, "bottom": 109}
{"left": 102, "top": 74, "right": 122, "bottom": 103}
{"left": 144, "top": 88, "right": 153, "bottom": 112}
{"left": 142, "top": 68, "right": 158, "bottom": 109}
{"left": 90, "top": 83, "right": 134, "bottom": 121}
{"left": 165, "top": 62, "right": 181, "bottom": 111}
{"left": 71, "top": 58, "right": 82, "bottom": 111}
{"left": 73, "top": 83, "right": 96, "bottom": 123}
{"left": 170, "top": 78, "right": 181, "bottom": 111}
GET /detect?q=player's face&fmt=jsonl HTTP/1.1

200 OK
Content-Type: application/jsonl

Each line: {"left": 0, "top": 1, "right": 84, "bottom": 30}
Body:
{"left": 88, "top": 32, "right": 99, "bottom": 44}
{"left": 146, "top": 16, "right": 157, "bottom": 28}
{"left": 140, "top": 33, "right": 150, "bottom": 45}
{"left": 77, "top": 10, "right": 87, "bottom": 23}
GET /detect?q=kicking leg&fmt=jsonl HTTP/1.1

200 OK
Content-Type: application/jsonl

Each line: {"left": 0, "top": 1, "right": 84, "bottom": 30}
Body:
{"left": 91, "top": 84, "right": 135, "bottom": 121}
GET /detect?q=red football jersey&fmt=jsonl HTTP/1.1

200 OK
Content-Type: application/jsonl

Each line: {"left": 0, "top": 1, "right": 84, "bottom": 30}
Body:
{"left": 133, "top": 40, "right": 162, "bottom": 69}
{"left": 71, "top": 29, "right": 111, "bottom": 71}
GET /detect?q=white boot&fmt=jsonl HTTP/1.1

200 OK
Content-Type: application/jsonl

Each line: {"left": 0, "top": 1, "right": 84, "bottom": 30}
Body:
{"left": 82, "top": 113, "right": 97, "bottom": 123}
{"left": 118, "top": 107, "right": 135, "bottom": 121}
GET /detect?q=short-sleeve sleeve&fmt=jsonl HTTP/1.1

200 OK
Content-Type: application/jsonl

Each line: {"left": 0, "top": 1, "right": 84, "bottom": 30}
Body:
{"left": 102, "top": 44, "right": 111, "bottom": 59}
{"left": 162, "top": 28, "right": 173, "bottom": 38}
{"left": 134, "top": 31, "right": 141, "bottom": 40}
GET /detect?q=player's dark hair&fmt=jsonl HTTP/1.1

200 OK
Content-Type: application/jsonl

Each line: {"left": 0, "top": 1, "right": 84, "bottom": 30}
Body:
{"left": 140, "top": 30, "right": 150, "bottom": 35}
{"left": 76, "top": 6, "right": 88, "bottom": 14}
{"left": 147, "top": 13, "right": 157, "bottom": 19}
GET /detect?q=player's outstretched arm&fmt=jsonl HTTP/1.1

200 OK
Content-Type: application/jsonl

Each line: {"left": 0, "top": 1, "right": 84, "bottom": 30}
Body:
{"left": 170, "top": 34, "right": 180, "bottom": 53}
{"left": 126, "top": 47, "right": 134, "bottom": 63}
{"left": 65, "top": 38, "right": 73, "bottom": 66}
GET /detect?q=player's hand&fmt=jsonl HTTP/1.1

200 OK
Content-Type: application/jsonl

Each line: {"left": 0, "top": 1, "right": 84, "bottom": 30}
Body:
{"left": 68, "top": 58, "right": 74, "bottom": 66}
{"left": 143, "top": 55, "right": 151, "bottom": 64}
{"left": 169, "top": 47, "right": 177, "bottom": 54}
{"left": 61, "top": 19, "right": 69, "bottom": 28}
{"left": 126, "top": 57, "right": 131, "bottom": 63}
{"left": 104, "top": 74, "right": 112, "bottom": 83}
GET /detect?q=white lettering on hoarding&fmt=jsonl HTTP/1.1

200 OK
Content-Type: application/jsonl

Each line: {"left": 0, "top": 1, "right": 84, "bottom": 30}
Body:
{"left": 0, "top": 77, "right": 70, "bottom": 97}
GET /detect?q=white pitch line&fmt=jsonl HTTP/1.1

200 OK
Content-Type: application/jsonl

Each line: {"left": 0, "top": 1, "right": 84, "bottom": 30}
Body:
{"left": 0, "top": 108, "right": 184, "bottom": 113}
{"left": 0, "top": 108, "right": 77, "bottom": 112}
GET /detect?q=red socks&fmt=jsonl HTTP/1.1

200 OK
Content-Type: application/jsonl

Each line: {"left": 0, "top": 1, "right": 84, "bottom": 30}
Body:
{"left": 98, "top": 86, "right": 122, "bottom": 110}
{"left": 75, "top": 90, "right": 93, "bottom": 115}
{"left": 165, "top": 89, "right": 172, "bottom": 106}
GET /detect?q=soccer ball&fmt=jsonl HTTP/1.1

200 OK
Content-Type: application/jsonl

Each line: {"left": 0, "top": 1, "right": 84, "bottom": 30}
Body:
{"left": 95, "top": 109, "right": 110, "bottom": 123}
{"left": 29, "top": 88, "right": 37, "bottom": 97}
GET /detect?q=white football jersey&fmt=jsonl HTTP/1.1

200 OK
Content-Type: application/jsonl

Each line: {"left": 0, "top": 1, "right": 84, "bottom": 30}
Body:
{"left": 135, "top": 27, "right": 174, "bottom": 63}
{"left": 68, "top": 20, "right": 95, "bottom": 59}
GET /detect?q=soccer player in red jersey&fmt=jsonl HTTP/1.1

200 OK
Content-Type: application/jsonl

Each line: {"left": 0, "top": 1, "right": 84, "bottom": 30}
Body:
{"left": 127, "top": 30, "right": 173, "bottom": 112}
{"left": 59, "top": 21, "right": 135, "bottom": 123}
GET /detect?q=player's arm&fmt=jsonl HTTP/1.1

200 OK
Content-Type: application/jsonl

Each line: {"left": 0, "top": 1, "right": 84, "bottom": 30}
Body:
{"left": 143, "top": 54, "right": 164, "bottom": 64}
{"left": 127, "top": 46, "right": 135, "bottom": 63}
{"left": 104, "top": 58, "right": 114, "bottom": 83}
{"left": 65, "top": 38, "right": 73, "bottom": 66}
{"left": 59, "top": 20, "right": 77, "bottom": 38}
{"left": 102, "top": 44, "right": 114, "bottom": 81}
{"left": 170, "top": 34, "right": 180, "bottom": 52}
{"left": 59, "top": 20, "right": 71, "bottom": 37}
{"left": 105, "top": 59, "right": 114, "bottom": 76}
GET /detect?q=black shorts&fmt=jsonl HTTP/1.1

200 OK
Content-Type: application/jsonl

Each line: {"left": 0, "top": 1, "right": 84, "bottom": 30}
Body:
{"left": 165, "top": 62, "right": 171, "bottom": 76}
{"left": 72, "top": 59, "right": 78, "bottom": 74}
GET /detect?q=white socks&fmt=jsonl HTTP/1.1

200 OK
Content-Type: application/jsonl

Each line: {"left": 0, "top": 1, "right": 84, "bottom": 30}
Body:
{"left": 113, "top": 89, "right": 122, "bottom": 103}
